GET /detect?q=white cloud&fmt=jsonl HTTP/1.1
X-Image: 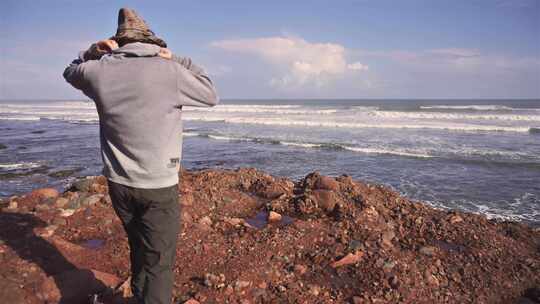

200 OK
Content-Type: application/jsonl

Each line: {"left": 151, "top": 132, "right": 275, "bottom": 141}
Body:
{"left": 347, "top": 62, "right": 369, "bottom": 71}
{"left": 211, "top": 36, "right": 368, "bottom": 88}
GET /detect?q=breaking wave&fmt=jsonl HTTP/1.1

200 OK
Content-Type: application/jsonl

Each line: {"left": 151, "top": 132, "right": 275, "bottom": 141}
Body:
{"left": 182, "top": 117, "right": 533, "bottom": 133}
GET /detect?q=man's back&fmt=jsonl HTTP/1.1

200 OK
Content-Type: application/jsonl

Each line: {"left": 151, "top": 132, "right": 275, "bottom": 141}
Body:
{"left": 64, "top": 42, "right": 218, "bottom": 188}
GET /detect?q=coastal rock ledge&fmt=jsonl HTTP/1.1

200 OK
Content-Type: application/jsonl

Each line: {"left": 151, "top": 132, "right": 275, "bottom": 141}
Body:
{"left": 0, "top": 168, "right": 538, "bottom": 304}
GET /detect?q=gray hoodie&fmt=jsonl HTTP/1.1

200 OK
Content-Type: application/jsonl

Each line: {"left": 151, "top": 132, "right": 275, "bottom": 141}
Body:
{"left": 64, "top": 42, "right": 219, "bottom": 188}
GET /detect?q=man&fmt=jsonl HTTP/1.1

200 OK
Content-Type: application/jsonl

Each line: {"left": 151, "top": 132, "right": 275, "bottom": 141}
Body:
{"left": 63, "top": 8, "right": 219, "bottom": 304}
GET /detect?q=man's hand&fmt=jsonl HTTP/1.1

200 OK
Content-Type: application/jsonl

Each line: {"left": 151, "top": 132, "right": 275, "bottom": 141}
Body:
{"left": 158, "top": 48, "right": 172, "bottom": 60}
{"left": 96, "top": 39, "right": 119, "bottom": 53}
{"left": 84, "top": 39, "right": 119, "bottom": 60}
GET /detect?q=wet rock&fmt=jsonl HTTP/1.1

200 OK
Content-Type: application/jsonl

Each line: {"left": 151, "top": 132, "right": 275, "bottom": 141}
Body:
{"left": 30, "top": 188, "right": 59, "bottom": 200}
{"left": 331, "top": 251, "right": 364, "bottom": 268}
{"left": 268, "top": 211, "right": 282, "bottom": 222}
{"left": 70, "top": 178, "right": 94, "bottom": 192}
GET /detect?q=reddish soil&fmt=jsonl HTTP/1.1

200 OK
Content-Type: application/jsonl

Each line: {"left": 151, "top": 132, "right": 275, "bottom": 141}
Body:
{"left": 0, "top": 168, "right": 539, "bottom": 304}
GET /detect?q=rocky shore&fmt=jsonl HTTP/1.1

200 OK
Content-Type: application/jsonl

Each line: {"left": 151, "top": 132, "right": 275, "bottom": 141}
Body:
{"left": 0, "top": 168, "right": 539, "bottom": 304}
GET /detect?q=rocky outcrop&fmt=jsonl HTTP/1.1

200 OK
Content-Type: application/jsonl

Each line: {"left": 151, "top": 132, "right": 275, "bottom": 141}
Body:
{"left": 0, "top": 168, "right": 538, "bottom": 304}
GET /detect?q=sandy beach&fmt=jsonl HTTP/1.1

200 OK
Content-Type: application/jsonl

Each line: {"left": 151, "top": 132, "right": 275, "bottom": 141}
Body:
{"left": 1, "top": 168, "right": 538, "bottom": 303}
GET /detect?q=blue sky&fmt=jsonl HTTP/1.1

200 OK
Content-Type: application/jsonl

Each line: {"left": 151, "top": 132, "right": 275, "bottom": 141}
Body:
{"left": 1, "top": 0, "right": 539, "bottom": 99}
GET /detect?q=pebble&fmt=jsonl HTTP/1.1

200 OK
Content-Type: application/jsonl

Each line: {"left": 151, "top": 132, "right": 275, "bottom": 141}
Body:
{"left": 59, "top": 209, "right": 76, "bottom": 217}
{"left": 268, "top": 211, "right": 282, "bottom": 222}
{"left": 331, "top": 251, "right": 364, "bottom": 268}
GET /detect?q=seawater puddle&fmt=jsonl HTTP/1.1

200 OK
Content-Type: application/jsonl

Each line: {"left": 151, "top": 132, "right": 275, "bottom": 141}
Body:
{"left": 245, "top": 211, "right": 294, "bottom": 229}
{"left": 80, "top": 239, "right": 105, "bottom": 250}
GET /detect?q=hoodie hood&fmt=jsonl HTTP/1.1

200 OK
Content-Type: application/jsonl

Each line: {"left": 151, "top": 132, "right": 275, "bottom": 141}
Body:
{"left": 110, "top": 7, "right": 167, "bottom": 48}
{"left": 112, "top": 42, "right": 161, "bottom": 57}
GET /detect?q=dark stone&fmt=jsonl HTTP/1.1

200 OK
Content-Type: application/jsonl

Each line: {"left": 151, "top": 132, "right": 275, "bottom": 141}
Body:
{"left": 69, "top": 179, "right": 94, "bottom": 192}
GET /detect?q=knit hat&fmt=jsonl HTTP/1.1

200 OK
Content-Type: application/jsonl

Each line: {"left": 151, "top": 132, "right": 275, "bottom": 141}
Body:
{"left": 110, "top": 8, "right": 167, "bottom": 48}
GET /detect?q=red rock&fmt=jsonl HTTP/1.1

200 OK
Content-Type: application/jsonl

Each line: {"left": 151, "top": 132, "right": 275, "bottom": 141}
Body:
{"left": 314, "top": 175, "right": 340, "bottom": 191}
{"left": 331, "top": 251, "right": 364, "bottom": 268}
{"left": 39, "top": 269, "right": 121, "bottom": 303}
{"left": 30, "top": 188, "right": 59, "bottom": 200}
{"left": 184, "top": 299, "right": 200, "bottom": 304}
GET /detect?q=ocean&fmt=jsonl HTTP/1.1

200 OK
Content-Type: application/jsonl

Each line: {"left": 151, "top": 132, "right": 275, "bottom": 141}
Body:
{"left": 1, "top": 99, "right": 539, "bottom": 225}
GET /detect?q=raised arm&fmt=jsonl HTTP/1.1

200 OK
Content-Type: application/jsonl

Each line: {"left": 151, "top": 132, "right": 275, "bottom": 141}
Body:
{"left": 63, "top": 40, "right": 118, "bottom": 92}
{"left": 159, "top": 48, "right": 219, "bottom": 107}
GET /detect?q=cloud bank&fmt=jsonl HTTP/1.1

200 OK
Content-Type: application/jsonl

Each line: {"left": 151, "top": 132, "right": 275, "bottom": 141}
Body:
{"left": 211, "top": 36, "right": 368, "bottom": 88}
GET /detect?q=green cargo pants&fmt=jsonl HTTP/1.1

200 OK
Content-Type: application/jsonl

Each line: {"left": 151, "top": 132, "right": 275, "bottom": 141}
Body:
{"left": 108, "top": 180, "right": 180, "bottom": 304}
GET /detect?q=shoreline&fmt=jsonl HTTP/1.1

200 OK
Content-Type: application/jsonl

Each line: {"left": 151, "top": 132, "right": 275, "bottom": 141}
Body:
{"left": 0, "top": 168, "right": 539, "bottom": 303}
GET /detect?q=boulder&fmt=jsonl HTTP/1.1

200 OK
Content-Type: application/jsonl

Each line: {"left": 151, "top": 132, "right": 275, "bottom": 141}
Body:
{"left": 70, "top": 179, "right": 94, "bottom": 192}
{"left": 311, "top": 190, "right": 339, "bottom": 212}
{"left": 314, "top": 175, "right": 340, "bottom": 191}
